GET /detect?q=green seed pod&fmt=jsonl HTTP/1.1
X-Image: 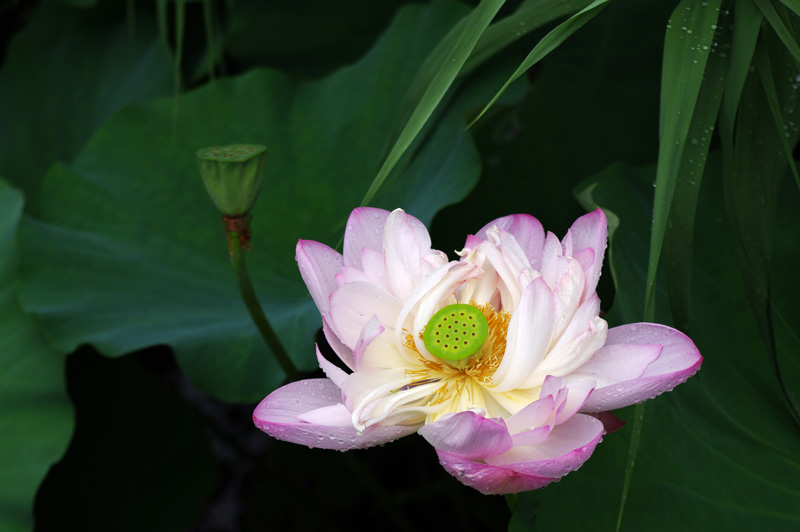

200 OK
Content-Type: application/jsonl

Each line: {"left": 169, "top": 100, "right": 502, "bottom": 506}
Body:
{"left": 196, "top": 144, "right": 268, "bottom": 216}
{"left": 423, "top": 304, "right": 489, "bottom": 361}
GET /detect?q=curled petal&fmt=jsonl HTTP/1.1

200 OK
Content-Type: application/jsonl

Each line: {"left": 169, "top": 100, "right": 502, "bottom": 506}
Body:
{"left": 576, "top": 323, "right": 702, "bottom": 412}
{"left": 253, "top": 379, "right": 417, "bottom": 450}
{"left": 419, "top": 411, "right": 513, "bottom": 461}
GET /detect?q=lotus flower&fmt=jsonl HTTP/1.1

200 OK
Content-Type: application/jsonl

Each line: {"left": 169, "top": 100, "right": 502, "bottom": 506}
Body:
{"left": 253, "top": 208, "right": 702, "bottom": 494}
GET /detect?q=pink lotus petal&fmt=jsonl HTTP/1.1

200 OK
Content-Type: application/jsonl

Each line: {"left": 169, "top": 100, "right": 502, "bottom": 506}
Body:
{"left": 383, "top": 209, "right": 434, "bottom": 301}
{"left": 475, "top": 214, "right": 545, "bottom": 271}
{"left": 540, "top": 232, "right": 563, "bottom": 290}
{"left": 343, "top": 207, "right": 390, "bottom": 268}
{"left": 566, "top": 209, "right": 607, "bottom": 300}
{"left": 360, "top": 247, "right": 391, "bottom": 292}
{"left": 436, "top": 450, "right": 559, "bottom": 495}
{"left": 296, "top": 240, "right": 343, "bottom": 316}
{"left": 506, "top": 395, "right": 555, "bottom": 433}
{"left": 577, "top": 323, "right": 702, "bottom": 412}
{"left": 316, "top": 345, "right": 348, "bottom": 390}
{"left": 253, "top": 379, "right": 416, "bottom": 450}
{"left": 492, "top": 277, "right": 555, "bottom": 392}
{"left": 485, "top": 414, "right": 604, "bottom": 477}
{"left": 322, "top": 318, "right": 354, "bottom": 371}
{"left": 328, "top": 282, "right": 400, "bottom": 349}
{"left": 296, "top": 403, "right": 353, "bottom": 426}
{"left": 419, "top": 411, "right": 513, "bottom": 460}
{"left": 555, "top": 380, "right": 595, "bottom": 424}
{"left": 510, "top": 425, "right": 552, "bottom": 447}
{"left": 352, "top": 315, "right": 385, "bottom": 371}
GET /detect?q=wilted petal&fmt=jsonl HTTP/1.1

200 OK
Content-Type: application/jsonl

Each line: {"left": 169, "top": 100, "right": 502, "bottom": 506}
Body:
{"left": 576, "top": 323, "right": 702, "bottom": 412}
{"left": 419, "top": 411, "right": 513, "bottom": 460}
{"left": 253, "top": 379, "right": 417, "bottom": 450}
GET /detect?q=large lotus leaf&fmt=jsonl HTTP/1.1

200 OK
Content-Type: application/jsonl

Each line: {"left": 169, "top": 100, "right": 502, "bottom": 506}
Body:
{"left": 0, "top": 179, "right": 73, "bottom": 532}
{"left": 18, "top": 0, "right": 524, "bottom": 402}
{"left": 510, "top": 161, "right": 800, "bottom": 530}
{"left": 0, "top": 0, "right": 172, "bottom": 198}
{"left": 225, "top": 0, "right": 418, "bottom": 78}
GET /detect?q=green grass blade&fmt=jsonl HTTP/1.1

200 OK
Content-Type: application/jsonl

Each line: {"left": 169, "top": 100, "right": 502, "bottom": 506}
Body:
{"left": 663, "top": 12, "right": 729, "bottom": 332}
{"left": 462, "top": 0, "right": 594, "bottom": 76}
{"left": 755, "top": 39, "right": 800, "bottom": 192}
{"left": 724, "top": 24, "right": 800, "bottom": 426}
{"left": 753, "top": 0, "right": 800, "bottom": 65}
{"left": 720, "top": 0, "right": 762, "bottom": 142}
{"left": 400, "top": 0, "right": 592, "bottom": 125}
{"left": 358, "top": 0, "right": 506, "bottom": 209}
{"left": 644, "top": 0, "right": 720, "bottom": 322}
{"left": 778, "top": 0, "right": 800, "bottom": 16}
{"left": 617, "top": 2, "right": 721, "bottom": 531}
{"left": 468, "top": 0, "right": 611, "bottom": 127}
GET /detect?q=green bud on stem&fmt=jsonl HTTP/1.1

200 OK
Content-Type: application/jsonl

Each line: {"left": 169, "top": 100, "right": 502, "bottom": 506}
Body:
{"left": 196, "top": 144, "right": 268, "bottom": 216}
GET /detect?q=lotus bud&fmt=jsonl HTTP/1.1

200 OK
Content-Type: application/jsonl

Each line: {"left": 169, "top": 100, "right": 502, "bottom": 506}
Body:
{"left": 196, "top": 144, "right": 267, "bottom": 216}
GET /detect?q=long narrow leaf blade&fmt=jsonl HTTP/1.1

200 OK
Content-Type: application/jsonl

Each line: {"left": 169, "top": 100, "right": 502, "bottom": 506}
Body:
{"left": 663, "top": 12, "right": 729, "bottom": 332}
{"left": 469, "top": 0, "right": 611, "bottom": 127}
{"left": 754, "top": 0, "right": 800, "bottom": 65}
{"left": 618, "top": 2, "right": 721, "bottom": 531}
{"left": 644, "top": 0, "right": 720, "bottom": 321}
{"left": 358, "top": 0, "right": 506, "bottom": 208}
{"left": 755, "top": 40, "right": 800, "bottom": 192}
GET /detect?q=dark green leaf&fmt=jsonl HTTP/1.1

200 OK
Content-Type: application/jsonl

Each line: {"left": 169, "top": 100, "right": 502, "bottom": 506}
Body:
{"left": 359, "top": 0, "right": 506, "bottom": 208}
{"left": 513, "top": 161, "right": 800, "bottom": 531}
{"left": 469, "top": 0, "right": 610, "bottom": 127}
{"left": 0, "top": 1, "right": 172, "bottom": 198}
{"left": 0, "top": 179, "right": 73, "bottom": 532}
{"left": 17, "top": 0, "right": 522, "bottom": 402}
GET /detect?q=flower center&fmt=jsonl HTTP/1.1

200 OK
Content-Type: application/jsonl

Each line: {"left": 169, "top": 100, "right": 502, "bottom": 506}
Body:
{"left": 402, "top": 303, "right": 512, "bottom": 422}
{"left": 423, "top": 304, "right": 489, "bottom": 361}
